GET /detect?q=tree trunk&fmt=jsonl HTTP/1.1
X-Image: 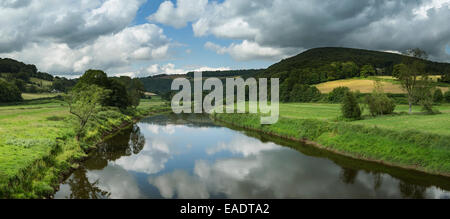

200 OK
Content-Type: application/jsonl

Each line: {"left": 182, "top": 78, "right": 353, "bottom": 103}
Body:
{"left": 409, "top": 101, "right": 413, "bottom": 114}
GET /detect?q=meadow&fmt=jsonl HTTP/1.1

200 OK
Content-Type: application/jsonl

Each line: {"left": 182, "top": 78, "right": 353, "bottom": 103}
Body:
{"left": 214, "top": 102, "right": 450, "bottom": 176}
{"left": 315, "top": 77, "right": 449, "bottom": 94}
{"left": 0, "top": 96, "right": 169, "bottom": 198}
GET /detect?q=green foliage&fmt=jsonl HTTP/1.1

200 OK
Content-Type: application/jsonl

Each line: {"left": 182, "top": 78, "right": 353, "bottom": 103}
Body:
{"left": 328, "top": 87, "right": 350, "bottom": 103}
{"left": 360, "top": 65, "right": 376, "bottom": 78}
{"left": 288, "top": 84, "right": 322, "bottom": 102}
{"left": 66, "top": 84, "right": 110, "bottom": 138}
{"left": 413, "top": 77, "right": 436, "bottom": 114}
{"left": 365, "top": 82, "right": 396, "bottom": 116}
{"left": 112, "top": 76, "right": 145, "bottom": 108}
{"left": 51, "top": 77, "right": 76, "bottom": 93}
{"left": 0, "top": 80, "right": 22, "bottom": 103}
{"left": 445, "top": 91, "right": 450, "bottom": 103}
{"left": 341, "top": 92, "right": 362, "bottom": 120}
{"left": 74, "top": 70, "right": 133, "bottom": 109}
{"left": 433, "top": 89, "right": 444, "bottom": 103}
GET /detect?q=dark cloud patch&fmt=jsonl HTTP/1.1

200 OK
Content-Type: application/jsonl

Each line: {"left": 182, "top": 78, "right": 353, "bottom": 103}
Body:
{"left": 153, "top": 0, "right": 450, "bottom": 62}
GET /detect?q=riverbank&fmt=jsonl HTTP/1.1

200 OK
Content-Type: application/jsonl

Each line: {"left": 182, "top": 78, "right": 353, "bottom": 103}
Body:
{"left": 0, "top": 97, "right": 170, "bottom": 198}
{"left": 212, "top": 104, "right": 450, "bottom": 177}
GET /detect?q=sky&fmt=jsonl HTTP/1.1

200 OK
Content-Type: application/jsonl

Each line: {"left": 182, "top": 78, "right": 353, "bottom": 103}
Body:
{"left": 1, "top": 0, "right": 450, "bottom": 78}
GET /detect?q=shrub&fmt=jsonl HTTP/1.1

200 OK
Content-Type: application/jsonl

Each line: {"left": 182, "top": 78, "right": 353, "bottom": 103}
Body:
{"left": 341, "top": 92, "right": 362, "bottom": 120}
{"left": 328, "top": 87, "right": 350, "bottom": 103}
{"left": 365, "top": 94, "right": 396, "bottom": 116}
{"left": 433, "top": 89, "right": 444, "bottom": 103}
{"left": 445, "top": 91, "right": 450, "bottom": 103}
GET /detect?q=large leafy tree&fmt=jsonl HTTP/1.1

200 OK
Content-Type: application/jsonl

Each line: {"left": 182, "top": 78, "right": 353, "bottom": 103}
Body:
{"left": 394, "top": 48, "right": 429, "bottom": 114}
{"left": 74, "top": 70, "right": 132, "bottom": 109}
{"left": 65, "top": 84, "right": 109, "bottom": 139}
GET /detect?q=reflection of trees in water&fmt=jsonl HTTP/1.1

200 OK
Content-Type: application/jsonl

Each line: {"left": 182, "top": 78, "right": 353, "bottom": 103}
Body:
{"left": 64, "top": 168, "right": 111, "bottom": 199}
{"left": 373, "top": 173, "right": 383, "bottom": 191}
{"left": 141, "top": 114, "right": 218, "bottom": 128}
{"left": 63, "top": 125, "right": 145, "bottom": 198}
{"left": 86, "top": 125, "right": 146, "bottom": 167}
{"left": 399, "top": 182, "right": 427, "bottom": 199}
{"left": 129, "top": 125, "right": 145, "bottom": 154}
{"left": 340, "top": 167, "right": 359, "bottom": 184}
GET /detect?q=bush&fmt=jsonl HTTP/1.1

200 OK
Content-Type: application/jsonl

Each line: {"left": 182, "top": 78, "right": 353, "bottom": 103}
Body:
{"left": 433, "top": 89, "right": 444, "bottom": 103}
{"left": 341, "top": 92, "right": 362, "bottom": 120}
{"left": 328, "top": 87, "right": 350, "bottom": 103}
{"left": 0, "top": 80, "right": 22, "bottom": 103}
{"left": 365, "top": 94, "right": 396, "bottom": 116}
{"left": 445, "top": 91, "right": 450, "bottom": 103}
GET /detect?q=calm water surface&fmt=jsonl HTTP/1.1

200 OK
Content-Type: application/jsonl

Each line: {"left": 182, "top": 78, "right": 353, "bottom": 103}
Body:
{"left": 55, "top": 114, "right": 450, "bottom": 199}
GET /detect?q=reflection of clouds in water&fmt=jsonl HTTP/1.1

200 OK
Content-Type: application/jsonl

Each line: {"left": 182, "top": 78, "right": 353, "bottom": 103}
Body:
{"left": 149, "top": 170, "right": 210, "bottom": 199}
{"left": 206, "top": 135, "right": 280, "bottom": 157}
{"left": 146, "top": 124, "right": 160, "bottom": 134}
{"left": 87, "top": 166, "right": 141, "bottom": 199}
{"left": 149, "top": 149, "right": 450, "bottom": 199}
{"left": 145, "top": 124, "right": 186, "bottom": 135}
{"left": 114, "top": 139, "right": 171, "bottom": 175}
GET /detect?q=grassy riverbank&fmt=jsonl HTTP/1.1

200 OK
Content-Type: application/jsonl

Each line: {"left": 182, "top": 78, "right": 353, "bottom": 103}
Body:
{"left": 213, "top": 103, "right": 450, "bottom": 176}
{"left": 0, "top": 96, "right": 169, "bottom": 198}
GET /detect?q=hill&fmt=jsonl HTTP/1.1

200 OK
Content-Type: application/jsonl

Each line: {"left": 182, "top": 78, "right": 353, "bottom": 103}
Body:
{"left": 139, "top": 69, "right": 263, "bottom": 94}
{"left": 0, "top": 58, "right": 77, "bottom": 102}
{"left": 261, "top": 47, "right": 450, "bottom": 80}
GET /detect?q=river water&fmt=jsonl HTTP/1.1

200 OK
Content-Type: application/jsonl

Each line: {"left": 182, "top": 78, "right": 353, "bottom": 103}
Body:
{"left": 54, "top": 114, "right": 450, "bottom": 199}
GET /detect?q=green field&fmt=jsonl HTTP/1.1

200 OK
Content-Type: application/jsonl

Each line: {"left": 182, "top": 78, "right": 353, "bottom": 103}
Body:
{"left": 21, "top": 93, "right": 61, "bottom": 100}
{"left": 214, "top": 102, "right": 450, "bottom": 176}
{"left": 278, "top": 103, "right": 450, "bottom": 135}
{"left": 0, "top": 97, "right": 169, "bottom": 198}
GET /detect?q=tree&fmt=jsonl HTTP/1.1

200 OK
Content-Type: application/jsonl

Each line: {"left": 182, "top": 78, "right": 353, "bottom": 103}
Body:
{"left": 65, "top": 85, "right": 109, "bottom": 139}
{"left": 113, "top": 76, "right": 145, "bottom": 108}
{"left": 341, "top": 92, "right": 362, "bottom": 120}
{"left": 414, "top": 76, "right": 435, "bottom": 114}
{"left": 360, "top": 65, "right": 375, "bottom": 78}
{"left": 433, "top": 89, "right": 444, "bottom": 103}
{"left": 395, "top": 48, "right": 428, "bottom": 114}
{"left": 0, "top": 80, "right": 22, "bottom": 103}
{"left": 75, "top": 70, "right": 132, "bottom": 109}
{"left": 289, "top": 84, "right": 321, "bottom": 102}
{"left": 445, "top": 91, "right": 450, "bottom": 103}
{"left": 328, "top": 87, "right": 350, "bottom": 103}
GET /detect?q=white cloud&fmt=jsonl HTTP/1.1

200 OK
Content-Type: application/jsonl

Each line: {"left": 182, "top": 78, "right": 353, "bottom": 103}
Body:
{"left": 148, "top": 0, "right": 208, "bottom": 28}
{"left": 1, "top": 23, "right": 171, "bottom": 75}
{"left": 0, "top": 0, "right": 178, "bottom": 76}
{"left": 205, "top": 41, "right": 298, "bottom": 61}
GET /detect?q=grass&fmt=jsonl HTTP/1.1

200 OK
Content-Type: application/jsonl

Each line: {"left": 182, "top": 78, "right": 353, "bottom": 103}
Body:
{"left": 29, "top": 78, "right": 53, "bottom": 87}
{"left": 0, "top": 97, "right": 169, "bottom": 198}
{"left": 21, "top": 93, "right": 61, "bottom": 100}
{"left": 315, "top": 77, "right": 449, "bottom": 94}
{"left": 214, "top": 102, "right": 450, "bottom": 175}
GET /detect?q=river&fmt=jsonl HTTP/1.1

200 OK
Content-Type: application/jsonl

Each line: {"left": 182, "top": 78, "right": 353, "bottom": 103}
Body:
{"left": 54, "top": 114, "right": 450, "bottom": 199}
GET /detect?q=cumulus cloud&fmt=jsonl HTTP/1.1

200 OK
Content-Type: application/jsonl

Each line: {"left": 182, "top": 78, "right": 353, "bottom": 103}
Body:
{"left": 1, "top": 23, "right": 171, "bottom": 75}
{"left": 205, "top": 41, "right": 299, "bottom": 61}
{"left": 148, "top": 0, "right": 208, "bottom": 28}
{"left": 0, "top": 0, "right": 177, "bottom": 76}
{"left": 151, "top": 0, "right": 450, "bottom": 62}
